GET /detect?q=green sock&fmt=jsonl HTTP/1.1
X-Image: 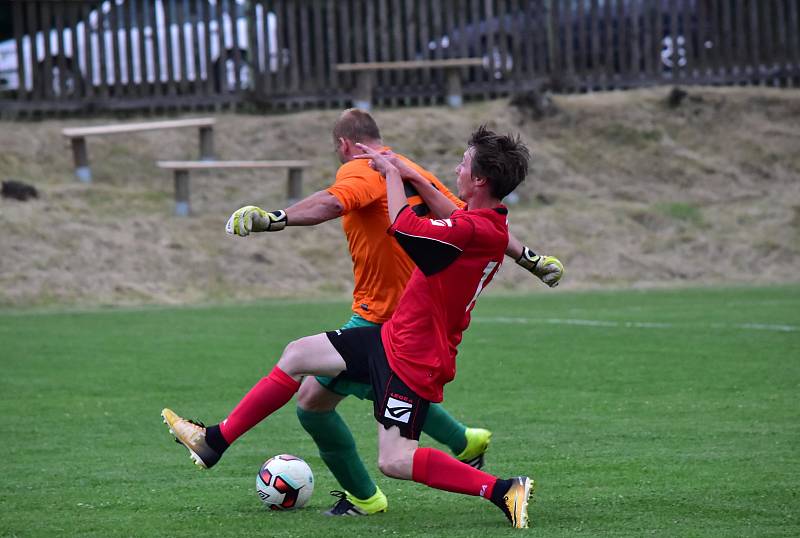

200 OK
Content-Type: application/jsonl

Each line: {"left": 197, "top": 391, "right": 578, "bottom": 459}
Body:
{"left": 296, "top": 407, "right": 377, "bottom": 500}
{"left": 421, "top": 403, "right": 467, "bottom": 455}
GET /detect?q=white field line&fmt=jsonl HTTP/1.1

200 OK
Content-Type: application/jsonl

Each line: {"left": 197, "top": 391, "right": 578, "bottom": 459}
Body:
{"left": 473, "top": 317, "right": 799, "bottom": 333}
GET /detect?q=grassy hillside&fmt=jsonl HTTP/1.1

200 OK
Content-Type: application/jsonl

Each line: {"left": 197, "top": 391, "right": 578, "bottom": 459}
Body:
{"left": 0, "top": 86, "right": 798, "bottom": 307}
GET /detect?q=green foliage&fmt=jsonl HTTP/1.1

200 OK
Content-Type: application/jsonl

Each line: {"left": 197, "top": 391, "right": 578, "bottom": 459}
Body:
{"left": 1, "top": 286, "right": 799, "bottom": 537}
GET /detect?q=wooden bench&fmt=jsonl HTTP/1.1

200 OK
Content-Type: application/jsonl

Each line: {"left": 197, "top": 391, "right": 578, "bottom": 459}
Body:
{"left": 157, "top": 160, "right": 311, "bottom": 217}
{"left": 63, "top": 118, "right": 216, "bottom": 183}
{"left": 335, "top": 58, "right": 485, "bottom": 110}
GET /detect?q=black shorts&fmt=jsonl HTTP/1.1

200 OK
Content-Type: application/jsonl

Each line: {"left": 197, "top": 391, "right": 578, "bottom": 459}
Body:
{"left": 326, "top": 326, "right": 429, "bottom": 440}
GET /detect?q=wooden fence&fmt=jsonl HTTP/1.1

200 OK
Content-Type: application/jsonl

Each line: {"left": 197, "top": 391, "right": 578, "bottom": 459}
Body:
{"left": 2, "top": 0, "right": 799, "bottom": 116}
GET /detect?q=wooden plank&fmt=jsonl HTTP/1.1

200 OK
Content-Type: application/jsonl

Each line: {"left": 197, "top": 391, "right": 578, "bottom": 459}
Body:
{"left": 40, "top": 1, "right": 54, "bottom": 101}
{"left": 63, "top": 117, "right": 216, "bottom": 138}
{"left": 248, "top": 0, "right": 262, "bottom": 98}
{"left": 213, "top": 0, "right": 227, "bottom": 95}
{"left": 721, "top": 0, "right": 734, "bottom": 76}
{"left": 157, "top": 160, "right": 310, "bottom": 169}
{"left": 286, "top": 0, "right": 301, "bottom": 93}
{"left": 774, "top": 0, "right": 788, "bottom": 71}
{"left": 629, "top": 0, "right": 642, "bottom": 81}
{"left": 734, "top": 0, "right": 746, "bottom": 76}
{"left": 201, "top": 0, "right": 214, "bottom": 97}
{"left": 68, "top": 2, "right": 84, "bottom": 98}
{"left": 378, "top": 0, "right": 392, "bottom": 105}
{"left": 575, "top": 0, "right": 588, "bottom": 84}
{"left": 455, "top": 0, "right": 470, "bottom": 94}
{"left": 562, "top": 0, "right": 574, "bottom": 82}
{"left": 603, "top": 0, "right": 614, "bottom": 86}
{"left": 13, "top": 1, "right": 29, "bottom": 101}
{"left": 653, "top": 0, "right": 664, "bottom": 82}
{"left": 418, "top": 0, "right": 432, "bottom": 95}
{"left": 336, "top": 58, "right": 485, "bottom": 71}
{"left": 298, "top": 0, "right": 312, "bottom": 95}
{"left": 163, "top": 0, "right": 178, "bottom": 96}
{"left": 787, "top": 0, "right": 800, "bottom": 86}
{"left": 228, "top": 0, "right": 244, "bottom": 93}
{"left": 53, "top": 2, "right": 67, "bottom": 100}
{"left": 133, "top": 0, "right": 147, "bottom": 98}
{"left": 324, "top": 0, "right": 340, "bottom": 104}
{"left": 312, "top": 0, "right": 326, "bottom": 96}
{"left": 108, "top": 0, "right": 124, "bottom": 96}
{"left": 405, "top": 0, "right": 419, "bottom": 103}
{"left": 590, "top": 0, "right": 601, "bottom": 83}
{"left": 80, "top": 2, "right": 95, "bottom": 99}
{"left": 617, "top": 0, "right": 628, "bottom": 80}
{"left": 337, "top": 0, "right": 353, "bottom": 99}
{"left": 695, "top": 0, "right": 710, "bottom": 76}
{"left": 548, "top": 0, "right": 561, "bottom": 83}
{"left": 180, "top": 0, "right": 196, "bottom": 94}
{"left": 749, "top": 0, "right": 761, "bottom": 82}
{"left": 507, "top": 0, "right": 524, "bottom": 86}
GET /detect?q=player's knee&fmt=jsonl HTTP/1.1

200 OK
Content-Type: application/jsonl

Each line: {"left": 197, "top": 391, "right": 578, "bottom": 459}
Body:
{"left": 278, "top": 338, "right": 307, "bottom": 375}
{"left": 377, "top": 449, "right": 413, "bottom": 479}
{"left": 296, "top": 378, "right": 338, "bottom": 412}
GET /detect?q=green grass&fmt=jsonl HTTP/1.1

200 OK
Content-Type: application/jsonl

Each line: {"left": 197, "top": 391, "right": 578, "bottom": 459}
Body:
{"left": 1, "top": 286, "right": 799, "bottom": 537}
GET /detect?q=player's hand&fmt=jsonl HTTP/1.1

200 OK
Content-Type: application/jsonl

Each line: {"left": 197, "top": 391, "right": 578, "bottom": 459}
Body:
{"left": 353, "top": 143, "right": 399, "bottom": 178}
{"left": 516, "top": 247, "right": 564, "bottom": 287}
{"left": 226, "top": 206, "right": 288, "bottom": 236}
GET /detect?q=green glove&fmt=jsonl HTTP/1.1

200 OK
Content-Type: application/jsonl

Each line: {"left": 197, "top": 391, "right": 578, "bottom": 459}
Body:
{"left": 225, "top": 206, "right": 287, "bottom": 236}
{"left": 516, "top": 246, "right": 564, "bottom": 288}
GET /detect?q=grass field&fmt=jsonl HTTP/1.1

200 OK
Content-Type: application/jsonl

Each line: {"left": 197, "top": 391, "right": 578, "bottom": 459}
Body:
{"left": 1, "top": 285, "right": 799, "bottom": 537}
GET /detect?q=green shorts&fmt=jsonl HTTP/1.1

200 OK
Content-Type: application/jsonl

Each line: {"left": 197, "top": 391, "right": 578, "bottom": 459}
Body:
{"left": 315, "top": 313, "right": 380, "bottom": 401}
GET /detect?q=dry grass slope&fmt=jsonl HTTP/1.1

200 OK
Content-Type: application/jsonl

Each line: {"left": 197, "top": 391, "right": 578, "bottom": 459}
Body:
{"left": 1, "top": 86, "right": 798, "bottom": 307}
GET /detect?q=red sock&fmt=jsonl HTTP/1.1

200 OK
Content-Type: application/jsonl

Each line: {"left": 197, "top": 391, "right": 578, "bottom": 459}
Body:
{"left": 219, "top": 366, "right": 300, "bottom": 444}
{"left": 412, "top": 447, "right": 498, "bottom": 499}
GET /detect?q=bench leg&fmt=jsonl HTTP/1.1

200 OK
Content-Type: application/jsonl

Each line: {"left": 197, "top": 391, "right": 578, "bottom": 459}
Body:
{"left": 199, "top": 126, "right": 215, "bottom": 161}
{"left": 445, "top": 68, "right": 464, "bottom": 108}
{"left": 353, "top": 71, "right": 374, "bottom": 111}
{"left": 287, "top": 167, "right": 303, "bottom": 205}
{"left": 174, "top": 169, "right": 191, "bottom": 217}
{"left": 70, "top": 137, "right": 92, "bottom": 183}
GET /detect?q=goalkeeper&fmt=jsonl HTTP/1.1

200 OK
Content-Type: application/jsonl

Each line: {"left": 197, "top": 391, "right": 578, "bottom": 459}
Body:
{"left": 225, "top": 109, "right": 563, "bottom": 516}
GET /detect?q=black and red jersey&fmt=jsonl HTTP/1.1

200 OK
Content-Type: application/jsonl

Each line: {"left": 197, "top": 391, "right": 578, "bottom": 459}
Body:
{"left": 380, "top": 204, "right": 509, "bottom": 402}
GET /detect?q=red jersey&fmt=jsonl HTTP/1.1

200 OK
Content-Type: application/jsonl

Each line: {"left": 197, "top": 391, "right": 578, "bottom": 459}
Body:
{"left": 380, "top": 205, "right": 509, "bottom": 402}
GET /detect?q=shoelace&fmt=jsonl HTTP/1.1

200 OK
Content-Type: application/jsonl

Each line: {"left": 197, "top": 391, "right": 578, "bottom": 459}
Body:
{"left": 329, "top": 490, "right": 347, "bottom": 502}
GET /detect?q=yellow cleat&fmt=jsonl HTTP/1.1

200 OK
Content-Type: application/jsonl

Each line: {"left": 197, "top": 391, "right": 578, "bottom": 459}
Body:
{"left": 161, "top": 408, "right": 221, "bottom": 469}
{"left": 324, "top": 487, "right": 388, "bottom": 516}
{"left": 456, "top": 427, "right": 492, "bottom": 469}
{"left": 491, "top": 476, "right": 534, "bottom": 528}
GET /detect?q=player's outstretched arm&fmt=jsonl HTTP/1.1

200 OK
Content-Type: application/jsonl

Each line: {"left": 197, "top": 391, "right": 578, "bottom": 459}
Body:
{"left": 507, "top": 234, "right": 564, "bottom": 288}
{"left": 225, "top": 190, "right": 343, "bottom": 237}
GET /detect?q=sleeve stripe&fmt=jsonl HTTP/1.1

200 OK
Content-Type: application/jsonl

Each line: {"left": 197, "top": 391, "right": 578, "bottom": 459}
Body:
{"left": 392, "top": 230, "right": 464, "bottom": 252}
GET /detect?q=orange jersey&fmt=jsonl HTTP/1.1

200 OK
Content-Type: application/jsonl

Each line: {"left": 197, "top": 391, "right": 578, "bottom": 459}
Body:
{"left": 326, "top": 149, "right": 465, "bottom": 323}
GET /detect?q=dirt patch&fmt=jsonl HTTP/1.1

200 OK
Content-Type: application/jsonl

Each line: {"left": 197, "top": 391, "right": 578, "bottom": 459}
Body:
{"left": 1, "top": 86, "right": 799, "bottom": 307}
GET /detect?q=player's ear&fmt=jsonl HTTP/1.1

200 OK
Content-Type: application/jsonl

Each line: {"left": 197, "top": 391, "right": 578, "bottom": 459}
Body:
{"left": 473, "top": 176, "right": 488, "bottom": 187}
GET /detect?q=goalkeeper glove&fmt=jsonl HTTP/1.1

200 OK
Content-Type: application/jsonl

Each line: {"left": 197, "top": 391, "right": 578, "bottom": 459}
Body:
{"left": 225, "top": 206, "right": 287, "bottom": 236}
{"left": 516, "top": 246, "right": 564, "bottom": 288}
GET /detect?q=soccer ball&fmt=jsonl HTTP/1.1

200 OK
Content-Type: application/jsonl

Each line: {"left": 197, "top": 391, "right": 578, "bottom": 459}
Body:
{"left": 256, "top": 454, "right": 314, "bottom": 510}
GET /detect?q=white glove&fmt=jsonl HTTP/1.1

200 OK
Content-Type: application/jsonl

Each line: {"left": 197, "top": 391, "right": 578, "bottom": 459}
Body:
{"left": 516, "top": 247, "right": 564, "bottom": 288}
{"left": 225, "top": 206, "right": 287, "bottom": 236}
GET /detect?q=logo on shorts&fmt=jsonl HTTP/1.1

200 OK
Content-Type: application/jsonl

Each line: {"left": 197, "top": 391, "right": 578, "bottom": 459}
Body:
{"left": 384, "top": 397, "right": 413, "bottom": 424}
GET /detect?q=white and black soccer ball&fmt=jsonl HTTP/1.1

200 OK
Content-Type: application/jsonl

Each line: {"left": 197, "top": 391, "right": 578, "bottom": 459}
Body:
{"left": 256, "top": 454, "right": 314, "bottom": 510}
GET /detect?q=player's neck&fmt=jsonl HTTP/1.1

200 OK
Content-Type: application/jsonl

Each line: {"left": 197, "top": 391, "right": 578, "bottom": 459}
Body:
{"left": 465, "top": 191, "right": 502, "bottom": 210}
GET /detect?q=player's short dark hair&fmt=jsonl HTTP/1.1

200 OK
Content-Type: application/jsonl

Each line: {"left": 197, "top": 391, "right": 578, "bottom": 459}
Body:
{"left": 333, "top": 108, "right": 382, "bottom": 143}
{"left": 468, "top": 125, "right": 529, "bottom": 200}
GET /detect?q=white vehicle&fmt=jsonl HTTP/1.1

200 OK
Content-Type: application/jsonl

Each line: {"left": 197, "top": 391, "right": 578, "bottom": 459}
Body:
{"left": 0, "top": 0, "right": 283, "bottom": 96}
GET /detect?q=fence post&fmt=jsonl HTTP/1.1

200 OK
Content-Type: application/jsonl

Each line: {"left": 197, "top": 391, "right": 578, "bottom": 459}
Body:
{"left": 353, "top": 71, "right": 374, "bottom": 110}
{"left": 199, "top": 126, "right": 215, "bottom": 161}
{"left": 287, "top": 167, "right": 303, "bottom": 205}
{"left": 71, "top": 137, "right": 91, "bottom": 183}
{"left": 445, "top": 67, "right": 463, "bottom": 107}
{"left": 174, "top": 169, "right": 191, "bottom": 217}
